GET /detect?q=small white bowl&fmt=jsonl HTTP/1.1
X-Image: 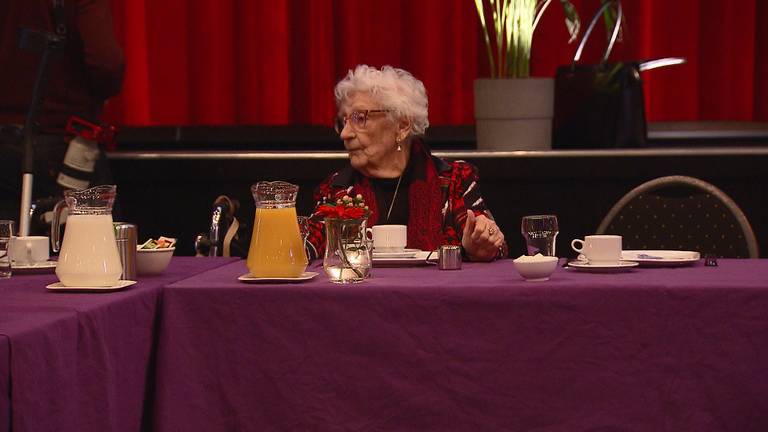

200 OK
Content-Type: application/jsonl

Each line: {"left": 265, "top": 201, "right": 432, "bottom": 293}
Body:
{"left": 136, "top": 247, "right": 175, "bottom": 275}
{"left": 512, "top": 255, "right": 559, "bottom": 282}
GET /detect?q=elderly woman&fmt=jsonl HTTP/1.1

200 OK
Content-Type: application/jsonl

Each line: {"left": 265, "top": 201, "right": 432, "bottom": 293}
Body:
{"left": 307, "top": 65, "right": 507, "bottom": 261}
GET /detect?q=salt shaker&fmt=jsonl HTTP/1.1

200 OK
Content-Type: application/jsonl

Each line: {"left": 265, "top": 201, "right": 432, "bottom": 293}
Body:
{"left": 114, "top": 223, "right": 138, "bottom": 280}
{"left": 438, "top": 245, "right": 462, "bottom": 270}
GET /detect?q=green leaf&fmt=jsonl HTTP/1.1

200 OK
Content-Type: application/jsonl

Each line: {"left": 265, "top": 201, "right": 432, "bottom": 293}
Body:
{"left": 474, "top": 0, "right": 585, "bottom": 78}
{"left": 559, "top": 0, "right": 581, "bottom": 43}
{"left": 600, "top": 0, "right": 623, "bottom": 44}
{"left": 475, "top": 0, "right": 497, "bottom": 76}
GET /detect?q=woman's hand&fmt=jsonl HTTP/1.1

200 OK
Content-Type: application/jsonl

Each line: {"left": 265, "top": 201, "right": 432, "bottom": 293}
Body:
{"left": 462, "top": 210, "right": 504, "bottom": 262}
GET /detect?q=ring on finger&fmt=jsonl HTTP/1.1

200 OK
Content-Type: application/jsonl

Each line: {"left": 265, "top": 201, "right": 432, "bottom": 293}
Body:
{"left": 488, "top": 227, "right": 496, "bottom": 235}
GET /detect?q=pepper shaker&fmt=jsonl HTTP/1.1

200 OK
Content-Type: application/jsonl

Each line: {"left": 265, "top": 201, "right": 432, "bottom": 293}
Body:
{"left": 438, "top": 245, "right": 462, "bottom": 270}
{"left": 114, "top": 223, "right": 138, "bottom": 280}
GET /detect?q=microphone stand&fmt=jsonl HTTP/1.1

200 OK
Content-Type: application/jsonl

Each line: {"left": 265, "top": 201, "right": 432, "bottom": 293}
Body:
{"left": 16, "top": 28, "right": 63, "bottom": 236}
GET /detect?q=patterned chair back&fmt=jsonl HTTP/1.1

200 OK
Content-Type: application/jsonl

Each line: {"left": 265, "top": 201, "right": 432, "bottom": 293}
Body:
{"left": 597, "top": 176, "right": 758, "bottom": 258}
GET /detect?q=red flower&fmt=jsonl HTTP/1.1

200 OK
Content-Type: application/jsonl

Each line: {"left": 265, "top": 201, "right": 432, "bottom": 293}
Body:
{"left": 344, "top": 207, "right": 365, "bottom": 219}
{"left": 316, "top": 194, "right": 370, "bottom": 220}
{"left": 317, "top": 204, "right": 343, "bottom": 218}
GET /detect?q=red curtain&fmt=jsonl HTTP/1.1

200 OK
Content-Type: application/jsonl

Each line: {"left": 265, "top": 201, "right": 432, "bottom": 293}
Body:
{"left": 103, "top": 0, "right": 768, "bottom": 127}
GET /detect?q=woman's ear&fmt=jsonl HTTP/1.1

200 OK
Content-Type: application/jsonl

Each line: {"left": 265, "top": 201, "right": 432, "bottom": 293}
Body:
{"left": 397, "top": 117, "right": 413, "bottom": 141}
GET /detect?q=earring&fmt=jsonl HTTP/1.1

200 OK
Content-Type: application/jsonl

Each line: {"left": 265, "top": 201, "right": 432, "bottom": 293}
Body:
{"left": 396, "top": 136, "right": 402, "bottom": 151}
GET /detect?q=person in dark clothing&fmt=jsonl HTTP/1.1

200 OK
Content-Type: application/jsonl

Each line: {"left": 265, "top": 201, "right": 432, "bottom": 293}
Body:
{"left": 0, "top": 0, "right": 124, "bottom": 227}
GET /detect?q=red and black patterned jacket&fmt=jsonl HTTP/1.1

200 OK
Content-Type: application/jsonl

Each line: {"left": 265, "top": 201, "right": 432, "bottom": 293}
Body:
{"left": 306, "top": 139, "right": 508, "bottom": 259}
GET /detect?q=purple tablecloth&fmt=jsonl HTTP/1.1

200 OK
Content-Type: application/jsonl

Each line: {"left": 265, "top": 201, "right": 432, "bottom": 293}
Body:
{"left": 154, "top": 259, "right": 768, "bottom": 431}
{"left": 0, "top": 257, "right": 237, "bottom": 432}
{"left": 0, "top": 337, "right": 8, "bottom": 432}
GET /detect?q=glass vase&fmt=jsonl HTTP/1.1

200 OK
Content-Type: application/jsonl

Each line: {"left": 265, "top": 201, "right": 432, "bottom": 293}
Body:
{"left": 323, "top": 217, "right": 372, "bottom": 284}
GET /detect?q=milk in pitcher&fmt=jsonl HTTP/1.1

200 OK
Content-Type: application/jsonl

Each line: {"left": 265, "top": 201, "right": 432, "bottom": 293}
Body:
{"left": 51, "top": 185, "right": 124, "bottom": 287}
{"left": 56, "top": 214, "right": 122, "bottom": 286}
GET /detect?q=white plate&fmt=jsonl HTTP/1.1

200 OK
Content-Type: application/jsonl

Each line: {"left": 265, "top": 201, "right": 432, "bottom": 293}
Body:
{"left": 46, "top": 280, "right": 137, "bottom": 292}
{"left": 567, "top": 260, "right": 639, "bottom": 272}
{"left": 621, "top": 250, "right": 701, "bottom": 266}
{"left": 12, "top": 260, "right": 57, "bottom": 273}
{"left": 238, "top": 271, "right": 319, "bottom": 283}
{"left": 373, "top": 250, "right": 437, "bottom": 266}
{"left": 372, "top": 248, "right": 420, "bottom": 258}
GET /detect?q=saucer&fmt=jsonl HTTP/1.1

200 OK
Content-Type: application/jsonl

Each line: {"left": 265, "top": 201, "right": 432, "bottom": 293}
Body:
{"left": 12, "top": 260, "right": 57, "bottom": 273}
{"left": 621, "top": 250, "right": 700, "bottom": 267}
{"left": 372, "top": 248, "right": 419, "bottom": 258}
{"left": 238, "top": 271, "right": 318, "bottom": 283}
{"left": 46, "top": 280, "right": 137, "bottom": 292}
{"left": 567, "top": 260, "right": 639, "bottom": 272}
{"left": 373, "top": 250, "right": 437, "bottom": 266}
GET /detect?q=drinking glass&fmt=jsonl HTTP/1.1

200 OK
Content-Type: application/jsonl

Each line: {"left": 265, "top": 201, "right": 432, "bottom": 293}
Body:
{"left": 521, "top": 215, "right": 559, "bottom": 256}
{"left": 0, "top": 220, "right": 15, "bottom": 278}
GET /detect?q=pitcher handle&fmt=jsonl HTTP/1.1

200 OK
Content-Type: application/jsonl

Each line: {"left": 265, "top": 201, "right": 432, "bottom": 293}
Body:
{"left": 51, "top": 199, "right": 68, "bottom": 252}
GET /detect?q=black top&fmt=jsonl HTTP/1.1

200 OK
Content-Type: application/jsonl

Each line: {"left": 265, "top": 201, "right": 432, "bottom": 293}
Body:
{"left": 370, "top": 164, "right": 412, "bottom": 226}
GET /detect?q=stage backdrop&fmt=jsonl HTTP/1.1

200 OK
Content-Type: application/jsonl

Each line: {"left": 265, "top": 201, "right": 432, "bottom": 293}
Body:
{"left": 103, "top": 0, "right": 768, "bottom": 127}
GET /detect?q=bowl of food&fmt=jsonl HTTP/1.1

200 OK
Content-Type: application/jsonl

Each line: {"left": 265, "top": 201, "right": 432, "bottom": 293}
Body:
{"left": 512, "top": 254, "right": 559, "bottom": 282}
{"left": 136, "top": 237, "right": 176, "bottom": 275}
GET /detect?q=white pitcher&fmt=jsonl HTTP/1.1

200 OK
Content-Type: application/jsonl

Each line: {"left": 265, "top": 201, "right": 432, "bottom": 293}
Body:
{"left": 52, "top": 185, "right": 122, "bottom": 287}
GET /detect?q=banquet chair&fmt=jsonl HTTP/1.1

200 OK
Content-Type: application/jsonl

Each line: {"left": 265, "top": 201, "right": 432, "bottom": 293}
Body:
{"left": 596, "top": 175, "right": 758, "bottom": 258}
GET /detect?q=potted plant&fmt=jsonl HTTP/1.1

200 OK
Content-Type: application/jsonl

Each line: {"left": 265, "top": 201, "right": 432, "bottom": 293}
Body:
{"left": 473, "top": 0, "right": 582, "bottom": 150}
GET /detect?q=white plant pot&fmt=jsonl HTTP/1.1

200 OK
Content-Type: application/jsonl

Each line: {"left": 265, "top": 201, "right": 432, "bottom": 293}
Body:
{"left": 474, "top": 78, "right": 554, "bottom": 150}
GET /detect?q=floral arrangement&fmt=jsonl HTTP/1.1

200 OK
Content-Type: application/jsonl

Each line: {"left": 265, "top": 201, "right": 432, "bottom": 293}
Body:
{"left": 474, "top": 0, "right": 581, "bottom": 78}
{"left": 318, "top": 194, "right": 372, "bottom": 283}
{"left": 474, "top": 0, "right": 626, "bottom": 78}
{"left": 316, "top": 194, "right": 370, "bottom": 220}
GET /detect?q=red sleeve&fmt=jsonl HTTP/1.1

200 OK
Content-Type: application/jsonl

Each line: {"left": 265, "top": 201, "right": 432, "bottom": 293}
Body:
{"left": 449, "top": 161, "right": 487, "bottom": 236}
{"left": 447, "top": 161, "right": 509, "bottom": 258}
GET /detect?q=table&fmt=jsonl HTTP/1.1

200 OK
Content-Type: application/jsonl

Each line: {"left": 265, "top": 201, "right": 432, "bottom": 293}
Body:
{"left": 0, "top": 257, "right": 237, "bottom": 432}
{"left": 0, "top": 336, "right": 9, "bottom": 432}
{"left": 153, "top": 259, "right": 768, "bottom": 431}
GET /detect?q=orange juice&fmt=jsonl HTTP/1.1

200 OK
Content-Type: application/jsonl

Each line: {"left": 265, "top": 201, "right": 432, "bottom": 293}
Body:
{"left": 246, "top": 207, "right": 307, "bottom": 278}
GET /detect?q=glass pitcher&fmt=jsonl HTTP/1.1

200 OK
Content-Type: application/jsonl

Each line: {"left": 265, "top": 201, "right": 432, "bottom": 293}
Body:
{"left": 246, "top": 181, "right": 308, "bottom": 278}
{"left": 51, "top": 185, "right": 122, "bottom": 287}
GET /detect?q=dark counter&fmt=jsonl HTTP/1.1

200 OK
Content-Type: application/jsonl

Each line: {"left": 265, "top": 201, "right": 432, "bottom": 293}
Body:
{"left": 109, "top": 147, "right": 768, "bottom": 258}
{"left": 114, "top": 122, "right": 768, "bottom": 151}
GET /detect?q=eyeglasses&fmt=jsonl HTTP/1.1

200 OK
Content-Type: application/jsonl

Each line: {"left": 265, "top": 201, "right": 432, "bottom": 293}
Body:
{"left": 334, "top": 109, "right": 390, "bottom": 134}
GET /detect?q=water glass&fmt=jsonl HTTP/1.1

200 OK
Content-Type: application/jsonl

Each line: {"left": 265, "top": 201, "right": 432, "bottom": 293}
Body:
{"left": 521, "top": 215, "right": 559, "bottom": 256}
{"left": 0, "top": 220, "right": 15, "bottom": 278}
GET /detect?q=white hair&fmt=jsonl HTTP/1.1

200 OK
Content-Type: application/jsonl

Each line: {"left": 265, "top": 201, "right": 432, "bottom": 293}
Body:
{"left": 334, "top": 65, "right": 429, "bottom": 136}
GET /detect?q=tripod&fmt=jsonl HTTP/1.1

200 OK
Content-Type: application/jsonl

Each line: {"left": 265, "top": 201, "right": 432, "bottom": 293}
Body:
{"left": 15, "top": 27, "right": 64, "bottom": 236}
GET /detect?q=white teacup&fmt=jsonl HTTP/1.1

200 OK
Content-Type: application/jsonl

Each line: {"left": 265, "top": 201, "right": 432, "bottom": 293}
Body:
{"left": 368, "top": 225, "right": 407, "bottom": 252}
{"left": 10, "top": 236, "right": 50, "bottom": 265}
{"left": 571, "top": 235, "right": 622, "bottom": 265}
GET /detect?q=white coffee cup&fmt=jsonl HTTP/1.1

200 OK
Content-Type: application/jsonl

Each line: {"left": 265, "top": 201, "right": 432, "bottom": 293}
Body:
{"left": 10, "top": 236, "right": 50, "bottom": 265}
{"left": 368, "top": 225, "right": 407, "bottom": 252}
{"left": 571, "top": 235, "right": 622, "bottom": 264}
